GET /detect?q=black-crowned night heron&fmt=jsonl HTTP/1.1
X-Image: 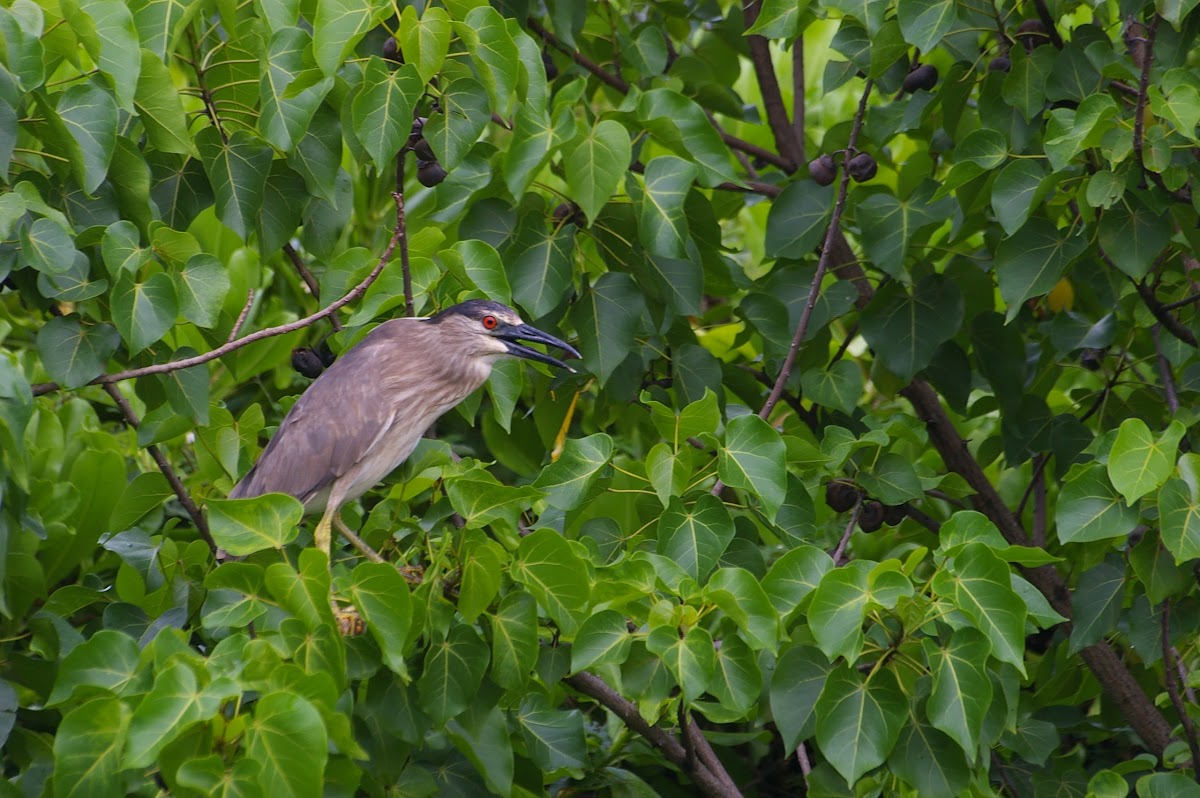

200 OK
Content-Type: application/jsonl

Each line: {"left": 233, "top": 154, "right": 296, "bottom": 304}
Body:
{"left": 229, "top": 300, "right": 579, "bottom": 555}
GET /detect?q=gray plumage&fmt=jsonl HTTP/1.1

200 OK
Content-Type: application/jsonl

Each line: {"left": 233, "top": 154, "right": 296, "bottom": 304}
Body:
{"left": 229, "top": 300, "right": 579, "bottom": 555}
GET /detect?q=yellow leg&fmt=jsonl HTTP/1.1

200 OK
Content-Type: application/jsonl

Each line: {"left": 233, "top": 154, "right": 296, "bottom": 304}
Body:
{"left": 313, "top": 508, "right": 334, "bottom": 558}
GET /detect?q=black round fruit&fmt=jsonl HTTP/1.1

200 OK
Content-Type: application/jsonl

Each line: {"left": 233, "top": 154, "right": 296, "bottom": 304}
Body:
{"left": 382, "top": 36, "right": 402, "bottom": 62}
{"left": 825, "top": 479, "right": 859, "bottom": 513}
{"left": 859, "top": 501, "right": 885, "bottom": 533}
{"left": 542, "top": 49, "right": 559, "bottom": 80}
{"left": 882, "top": 504, "right": 906, "bottom": 526}
{"left": 903, "top": 64, "right": 938, "bottom": 93}
{"left": 809, "top": 154, "right": 837, "bottom": 186}
{"left": 292, "top": 348, "right": 326, "bottom": 378}
{"left": 412, "top": 136, "right": 435, "bottom": 161}
{"left": 988, "top": 55, "right": 1011, "bottom": 72}
{"left": 417, "top": 160, "right": 448, "bottom": 187}
{"left": 847, "top": 152, "right": 877, "bottom": 182}
{"left": 1017, "top": 19, "right": 1046, "bottom": 51}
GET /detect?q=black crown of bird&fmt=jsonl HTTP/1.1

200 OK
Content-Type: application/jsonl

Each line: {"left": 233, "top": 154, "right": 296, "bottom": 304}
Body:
{"left": 229, "top": 299, "right": 580, "bottom": 556}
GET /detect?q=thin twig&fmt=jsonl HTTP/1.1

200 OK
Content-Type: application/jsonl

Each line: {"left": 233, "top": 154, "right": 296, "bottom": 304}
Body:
{"left": 1162, "top": 291, "right": 1200, "bottom": 312}
{"left": 1162, "top": 600, "right": 1200, "bottom": 769}
{"left": 32, "top": 193, "right": 409, "bottom": 397}
{"left": 334, "top": 516, "right": 385, "bottom": 563}
{"left": 1153, "top": 326, "right": 1180, "bottom": 414}
{"left": 526, "top": 18, "right": 629, "bottom": 93}
{"left": 1033, "top": 466, "right": 1046, "bottom": 548}
{"left": 791, "top": 36, "right": 805, "bottom": 164}
{"left": 1031, "top": 0, "right": 1065, "bottom": 48}
{"left": 1130, "top": 275, "right": 1197, "bottom": 347}
{"left": 1131, "top": 15, "right": 1159, "bottom": 188}
{"left": 284, "top": 243, "right": 342, "bottom": 332}
{"left": 103, "top": 383, "right": 216, "bottom": 553}
{"left": 396, "top": 151, "right": 414, "bottom": 317}
{"left": 226, "top": 290, "right": 255, "bottom": 343}
{"left": 757, "top": 80, "right": 872, "bottom": 422}
{"left": 832, "top": 496, "right": 864, "bottom": 566}
{"left": 711, "top": 79, "right": 873, "bottom": 498}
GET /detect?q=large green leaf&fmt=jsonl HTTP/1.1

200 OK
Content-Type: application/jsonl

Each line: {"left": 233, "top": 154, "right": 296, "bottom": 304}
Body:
{"left": 638, "top": 156, "right": 698, "bottom": 259}
{"left": 718, "top": 413, "right": 787, "bottom": 518}
{"left": 771, "top": 644, "right": 833, "bottom": 749}
{"left": 636, "top": 89, "right": 738, "bottom": 186}
{"left": 1097, "top": 199, "right": 1173, "bottom": 280}
{"left": 258, "top": 29, "right": 332, "bottom": 152}
{"left": 48, "top": 630, "right": 147, "bottom": 705}
{"left": 570, "top": 273, "right": 644, "bottom": 385}
{"left": 762, "top": 545, "right": 834, "bottom": 615}
{"left": 510, "top": 528, "right": 590, "bottom": 635}
{"left": 808, "top": 561, "right": 872, "bottom": 662}
{"left": 36, "top": 317, "right": 119, "bottom": 389}
{"left": 923, "top": 628, "right": 992, "bottom": 760}
{"left": 565, "top": 120, "right": 631, "bottom": 225}
{"left": 815, "top": 666, "right": 907, "bottom": 785}
{"left": 656, "top": 494, "right": 734, "bottom": 583}
{"left": 1056, "top": 462, "right": 1140, "bottom": 543}
{"left": 571, "top": 610, "right": 633, "bottom": 673}
{"left": 424, "top": 77, "right": 490, "bottom": 170}
{"left": 341, "top": 561, "right": 413, "bottom": 676}
{"left": 111, "top": 271, "right": 178, "bottom": 352}
{"left": 312, "top": 0, "right": 388, "bottom": 75}
{"left": 447, "top": 239, "right": 511, "bottom": 304}
{"left": 517, "top": 698, "right": 588, "bottom": 771}
{"left": 135, "top": 49, "right": 196, "bottom": 156}
{"left": 417, "top": 624, "right": 489, "bottom": 725}
{"left": 490, "top": 592, "right": 539, "bottom": 690}
{"left": 454, "top": 6, "right": 518, "bottom": 115}
{"left": 991, "top": 160, "right": 1048, "bottom": 236}
{"left": 125, "top": 662, "right": 237, "bottom": 768}
{"left": 1068, "top": 558, "right": 1124, "bottom": 654}
{"left": 932, "top": 543, "right": 1026, "bottom": 673}
{"left": 52, "top": 697, "right": 131, "bottom": 798}
{"left": 995, "top": 217, "right": 1086, "bottom": 321}
{"left": 532, "top": 433, "right": 613, "bottom": 510}
{"left": 506, "top": 216, "right": 575, "bottom": 318}
{"left": 896, "top": 0, "right": 955, "bottom": 50}
{"left": 706, "top": 567, "right": 780, "bottom": 652}
{"left": 646, "top": 625, "right": 715, "bottom": 702}
{"left": 245, "top": 692, "right": 327, "bottom": 798}
{"left": 860, "top": 274, "right": 964, "bottom": 381}
{"left": 206, "top": 494, "right": 304, "bottom": 556}
{"left": 1108, "top": 419, "right": 1185, "bottom": 505}
{"left": 57, "top": 81, "right": 118, "bottom": 194}
{"left": 351, "top": 58, "right": 421, "bottom": 171}
{"left": 1160, "top": 454, "right": 1200, "bottom": 564}
{"left": 457, "top": 529, "right": 504, "bottom": 622}
{"left": 197, "top": 128, "right": 273, "bottom": 240}
{"left": 765, "top": 181, "right": 833, "bottom": 259}
{"left": 399, "top": 5, "right": 451, "bottom": 83}
{"left": 176, "top": 254, "right": 231, "bottom": 329}
{"left": 75, "top": 0, "right": 141, "bottom": 109}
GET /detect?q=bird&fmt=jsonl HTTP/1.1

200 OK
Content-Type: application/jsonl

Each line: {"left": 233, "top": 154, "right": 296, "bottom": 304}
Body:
{"left": 229, "top": 299, "right": 580, "bottom": 557}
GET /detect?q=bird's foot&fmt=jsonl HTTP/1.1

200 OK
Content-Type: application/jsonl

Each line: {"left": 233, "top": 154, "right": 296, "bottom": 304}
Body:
{"left": 333, "top": 602, "right": 365, "bottom": 637}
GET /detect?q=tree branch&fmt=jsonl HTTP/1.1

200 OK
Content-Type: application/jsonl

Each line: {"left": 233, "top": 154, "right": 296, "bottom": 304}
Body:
{"left": 565, "top": 672, "right": 740, "bottom": 797}
{"left": 284, "top": 243, "right": 342, "bottom": 332}
{"left": 1153, "top": 326, "right": 1180, "bottom": 414}
{"left": 1032, "top": 0, "right": 1065, "bottom": 49}
{"left": 1131, "top": 14, "right": 1159, "bottom": 188}
{"left": 757, "top": 79, "right": 871, "bottom": 422}
{"left": 791, "top": 36, "right": 805, "bottom": 164}
{"left": 742, "top": 0, "right": 801, "bottom": 169}
{"left": 1131, "top": 276, "right": 1197, "bottom": 348}
{"left": 526, "top": 18, "right": 630, "bottom": 94}
{"left": 31, "top": 192, "right": 409, "bottom": 397}
{"left": 1162, "top": 600, "right": 1200, "bottom": 769}
{"left": 103, "top": 383, "right": 216, "bottom": 553}
{"left": 396, "top": 150, "right": 415, "bottom": 317}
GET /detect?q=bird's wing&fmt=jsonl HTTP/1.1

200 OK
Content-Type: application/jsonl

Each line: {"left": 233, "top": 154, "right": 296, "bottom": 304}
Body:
{"left": 229, "top": 324, "right": 411, "bottom": 507}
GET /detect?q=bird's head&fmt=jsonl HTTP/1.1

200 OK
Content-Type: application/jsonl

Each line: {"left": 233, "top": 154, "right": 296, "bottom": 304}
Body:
{"left": 426, "top": 300, "right": 581, "bottom": 370}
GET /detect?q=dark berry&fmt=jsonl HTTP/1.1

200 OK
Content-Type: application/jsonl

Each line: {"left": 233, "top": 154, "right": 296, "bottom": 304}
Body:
{"left": 825, "top": 479, "right": 859, "bottom": 513}
{"left": 411, "top": 136, "right": 435, "bottom": 161}
{"left": 417, "top": 159, "right": 448, "bottom": 187}
{"left": 542, "top": 49, "right": 559, "bottom": 80}
{"left": 903, "top": 64, "right": 938, "bottom": 93}
{"left": 859, "top": 501, "right": 885, "bottom": 533}
{"left": 847, "top": 152, "right": 877, "bottom": 182}
{"left": 882, "top": 504, "right": 906, "bottom": 526}
{"left": 382, "top": 36, "right": 402, "bottom": 62}
{"left": 1017, "top": 19, "right": 1046, "bottom": 52}
{"left": 809, "top": 154, "right": 837, "bottom": 186}
{"left": 292, "top": 348, "right": 326, "bottom": 378}
{"left": 988, "top": 55, "right": 1011, "bottom": 72}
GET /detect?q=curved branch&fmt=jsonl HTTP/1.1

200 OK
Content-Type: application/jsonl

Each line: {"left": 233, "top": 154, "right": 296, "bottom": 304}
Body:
{"left": 31, "top": 192, "right": 408, "bottom": 398}
{"left": 526, "top": 18, "right": 629, "bottom": 93}
{"left": 742, "top": 0, "right": 801, "bottom": 170}
{"left": 566, "top": 672, "right": 740, "bottom": 797}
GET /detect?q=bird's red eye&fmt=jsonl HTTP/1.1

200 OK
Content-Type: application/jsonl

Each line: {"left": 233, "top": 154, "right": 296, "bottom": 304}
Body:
{"left": 482, "top": 315, "right": 498, "bottom": 330}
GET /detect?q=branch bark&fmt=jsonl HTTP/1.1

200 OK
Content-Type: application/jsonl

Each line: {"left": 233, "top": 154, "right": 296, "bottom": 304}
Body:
{"left": 103, "top": 383, "right": 216, "bottom": 553}
{"left": 566, "top": 672, "right": 741, "bottom": 797}
{"left": 1131, "top": 14, "right": 1159, "bottom": 188}
{"left": 31, "top": 193, "right": 408, "bottom": 397}
{"left": 526, "top": 18, "right": 629, "bottom": 94}
{"left": 1162, "top": 600, "right": 1200, "bottom": 769}
{"left": 742, "top": 1, "right": 801, "bottom": 169}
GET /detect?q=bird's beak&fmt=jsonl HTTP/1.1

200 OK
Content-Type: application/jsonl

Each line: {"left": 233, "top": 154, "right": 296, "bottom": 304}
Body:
{"left": 497, "top": 323, "right": 581, "bottom": 370}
